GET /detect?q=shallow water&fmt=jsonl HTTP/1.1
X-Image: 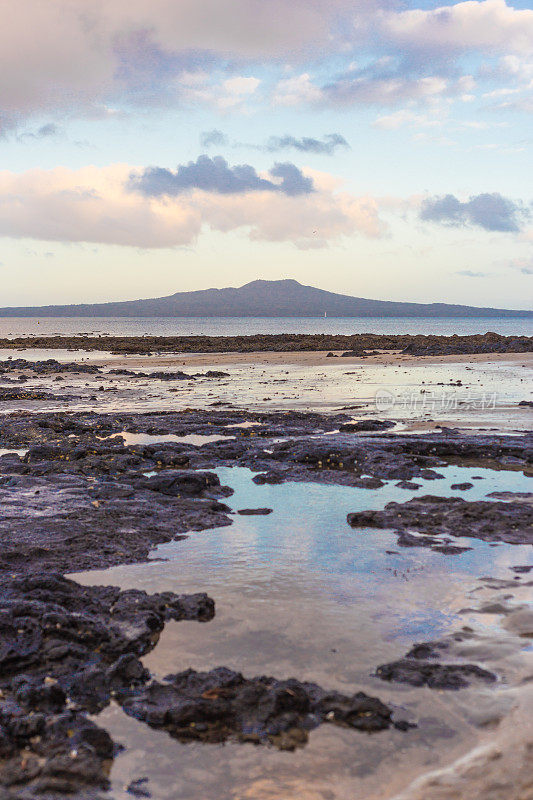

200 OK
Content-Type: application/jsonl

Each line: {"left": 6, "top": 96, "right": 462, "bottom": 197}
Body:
{"left": 99, "top": 432, "right": 233, "bottom": 447}
{"left": 72, "top": 466, "right": 532, "bottom": 800}
{"left": 1, "top": 316, "right": 532, "bottom": 338}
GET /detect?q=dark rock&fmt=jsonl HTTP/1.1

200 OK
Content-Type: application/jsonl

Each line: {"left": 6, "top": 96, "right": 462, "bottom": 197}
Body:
{"left": 405, "top": 641, "right": 449, "bottom": 660}
{"left": 121, "top": 666, "right": 406, "bottom": 750}
{"left": 0, "top": 389, "right": 79, "bottom": 402}
{"left": 128, "top": 778, "right": 152, "bottom": 797}
{"left": 376, "top": 659, "right": 496, "bottom": 690}
{"left": 0, "top": 574, "right": 216, "bottom": 795}
{"left": 0, "top": 332, "right": 531, "bottom": 357}
{"left": 132, "top": 470, "right": 225, "bottom": 498}
{"left": 347, "top": 495, "right": 533, "bottom": 546}
{"left": 237, "top": 508, "right": 273, "bottom": 515}
{"left": 353, "top": 476, "right": 385, "bottom": 489}
{"left": 0, "top": 706, "right": 114, "bottom": 796}
{"left": 487, "top": 491, "right": 533, "bottom": 501}
{"left": 339, "top": 420, "right": 395, "bottom": 432}
{"left": 252, "top": 470, "right": 285, "bottom": 485}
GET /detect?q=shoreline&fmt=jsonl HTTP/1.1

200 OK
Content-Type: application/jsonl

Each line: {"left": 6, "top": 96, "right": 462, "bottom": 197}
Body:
{"left": 91, "top": 349, "right": 533, "bottom": 369}
{"left": 0, "top": 331, "right": 532, "bottom": 357}
{"left": 1, "top": 348, "right": 531, "bottom": 432}
{"left": 2, "top": 343, "right": 533, "bottom": 370}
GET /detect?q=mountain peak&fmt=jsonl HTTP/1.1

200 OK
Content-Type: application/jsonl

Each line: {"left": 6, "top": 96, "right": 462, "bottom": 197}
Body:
{"left": 241, "top": 279, "right": 302, "bottom": 289}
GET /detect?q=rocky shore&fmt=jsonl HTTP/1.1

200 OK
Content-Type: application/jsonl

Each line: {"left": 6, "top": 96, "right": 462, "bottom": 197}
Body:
{"left": 0, "top": 331, "right": 532, "bottom": 356}
{"left": 0, "top": 371, "right": 531, "bottom": 797}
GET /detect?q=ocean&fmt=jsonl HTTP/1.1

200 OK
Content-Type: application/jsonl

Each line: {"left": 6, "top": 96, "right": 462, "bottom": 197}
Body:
{"left": 0, "top": 316, "right": 531, "bottom": 338}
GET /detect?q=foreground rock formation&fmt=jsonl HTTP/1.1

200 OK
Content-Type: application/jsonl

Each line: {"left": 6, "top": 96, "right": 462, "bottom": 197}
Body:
{"left": 0, "top": 399, "right": 531, "bottom": 797}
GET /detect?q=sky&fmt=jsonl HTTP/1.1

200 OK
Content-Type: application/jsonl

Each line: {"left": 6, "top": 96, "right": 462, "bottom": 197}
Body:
{"left": 0, "top": 0, "right": 532, "bottom": 310}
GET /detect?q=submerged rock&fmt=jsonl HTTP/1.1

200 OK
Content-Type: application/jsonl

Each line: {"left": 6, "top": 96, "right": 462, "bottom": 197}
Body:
{"left": 376, "top": 659, "right": 497, "bottom": 689}
{"left": 376, "top": 640, "right": 497, "bottom": 690}
{"left": 121, "top": 666, "right": 408, "bottom": 751}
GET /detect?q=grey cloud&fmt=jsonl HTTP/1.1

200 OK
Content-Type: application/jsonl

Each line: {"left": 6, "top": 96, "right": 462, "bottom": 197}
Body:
{"left": 204, "top": 131, "right": 349, "bottom": 155}
{"left": 508, "top": 257, "right": 533, "bottom": 275}
{"left": 36, "top": 123, "right": 59, "bottom": 137}
{"left": 114, "top": 31, "right": 220, "bottom": 100}
{"left": 17, "top": 123, "right": 61, "bottom": 141}
{"left": 268, "top": 162, "right": 314, "bottom": 195}
{"left": 420, "top": 193, "right": 529, "bottom": 232}
{"left": 129, "top": 155, "right": 314, "bottom": 197}
{"left": 456, "top": 270, "right": 490, "bottom": 278}
{"left": 316, "top": 54, "right": 474, "bottom": 109}
{"left": 200, "top": 129, "right": 229, "bottom": 148}
{"left": 265, "top": 133, "right": 349, "bottom": 154}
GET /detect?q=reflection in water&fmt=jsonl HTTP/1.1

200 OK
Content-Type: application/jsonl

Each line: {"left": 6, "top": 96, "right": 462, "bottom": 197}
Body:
{"left": 71, "top": 466, "right": 533, "bottom": 799}
{"left": 99, "top": 431, "right": 232, "bottom": 447}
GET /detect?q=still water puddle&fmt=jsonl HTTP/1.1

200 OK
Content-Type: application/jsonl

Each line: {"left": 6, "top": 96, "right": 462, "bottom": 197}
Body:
{"left": 72, "top": 466, "right": 532, "bottom": 800}
{"left": 98, "top": 431, "right": 233, "bottom": 447}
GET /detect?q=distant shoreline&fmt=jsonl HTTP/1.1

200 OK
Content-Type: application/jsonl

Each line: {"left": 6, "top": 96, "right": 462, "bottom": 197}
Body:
{"left": 1, "top": 279, "right": 531, "bottom": 319}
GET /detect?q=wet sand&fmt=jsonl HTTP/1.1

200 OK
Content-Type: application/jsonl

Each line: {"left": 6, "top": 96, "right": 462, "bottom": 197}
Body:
{"left": 1, "top": 347, "right": 531, "bottom": 432}
{"left": 96, "top": 349, "right": 533, "bottom": 369}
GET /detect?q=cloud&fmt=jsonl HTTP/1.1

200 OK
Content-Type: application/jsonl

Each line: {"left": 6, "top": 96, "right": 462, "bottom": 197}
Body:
{"left": 0, "top": 0, "right": 369, "bottom": 125}
{"left": 200, "top": 131, "right": 349, "bottom": 155}
{"left": 129, "top": 155, "right": 314, "bottom": 197}
{"left": 268, "top": 162, "right": 315, "bottom": 195}
{"left": 268, "top": 3, "right": 533, "bottom": 112}
{"left": 483, "top": 54, "right": 533, "bottom": 85}
{"left": 378, "top": 0, "right": 533, "bottom": 57}
{"left": 420, "top": 192, "right": 529, "bottom": 232}
{"left": 265, "top": 134, "right": 349, "bottom": 154}
{"left": 508, "top": 257, "right": 533, "bottom": 275}
{"left": 272, "top": 73, "right": 324, "bottom": 107}
{"left": 1, "top": 0, "right": 532, "bottom": 128}
{"left": 177, "top": 72, "right": 262, "bottom": 112}
{"left": 274, "top": 62, "right": 476, "bottom": 110}
{"left": 373, "top": 110, "right": 442, "bottom": 130}
{"left": 18, "top": 122, "right": 61, "bottom": 140}
{"left": 456, "top": 269, "right": 490, "bottom": 277}
{"left": 200, "top": 129, "right": 229, "bottom": 148}
{"left": 321, "top": 62, "right": 475, "bottom": 108}
{"left": 0, "top": 163, "right": 384, "bottom": 249}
